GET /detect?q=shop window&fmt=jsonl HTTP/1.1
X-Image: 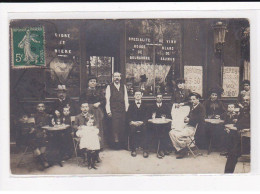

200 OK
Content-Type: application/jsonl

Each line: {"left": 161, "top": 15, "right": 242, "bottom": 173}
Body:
{"left": 125, "top": 19, "right": 181, "bottom": 96}
{"left": 87, "top": 56, "right": 114, "bottom": 89}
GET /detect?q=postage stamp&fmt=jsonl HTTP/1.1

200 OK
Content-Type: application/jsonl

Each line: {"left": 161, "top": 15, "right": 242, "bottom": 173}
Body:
{"left": 11, "top": 26, "right": 46, "bottom": 69}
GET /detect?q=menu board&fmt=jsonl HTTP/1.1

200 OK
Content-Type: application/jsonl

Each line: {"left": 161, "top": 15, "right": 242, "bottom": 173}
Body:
{"left": 184, "top": 66, "right": 203, "bottom": 96}
{"left": 222, "top": 67, "right": 240, "bottom": 97}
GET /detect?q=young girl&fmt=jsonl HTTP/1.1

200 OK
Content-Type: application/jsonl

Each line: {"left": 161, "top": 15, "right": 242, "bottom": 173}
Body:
{"left": 76, "top": 117, "right": 100, "bottom": 169}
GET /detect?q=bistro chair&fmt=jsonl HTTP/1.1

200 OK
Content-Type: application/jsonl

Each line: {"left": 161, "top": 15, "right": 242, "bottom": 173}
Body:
{"left": 186, "top": 124, "right": 202, "bottom": 158}
{"left": 71, "top": 116, "right": 80, "bottom": 166}
{"left": 16, "top": 117, "right": 35, "bottom": 167}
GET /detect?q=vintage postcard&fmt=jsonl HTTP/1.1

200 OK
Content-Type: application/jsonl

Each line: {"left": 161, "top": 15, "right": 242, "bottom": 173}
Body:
{"left": 9, "top": 17, "right": 250, "bottom": 175}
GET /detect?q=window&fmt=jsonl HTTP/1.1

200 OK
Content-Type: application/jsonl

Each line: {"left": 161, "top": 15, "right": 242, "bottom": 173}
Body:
{"left": 125, "top": 19, "right": 181, "bottom": 96}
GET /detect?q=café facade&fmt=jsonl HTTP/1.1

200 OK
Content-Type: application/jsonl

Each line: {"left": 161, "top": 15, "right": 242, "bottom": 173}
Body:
{"left": 10, "top": 18, "right": 250, "bottom": 139}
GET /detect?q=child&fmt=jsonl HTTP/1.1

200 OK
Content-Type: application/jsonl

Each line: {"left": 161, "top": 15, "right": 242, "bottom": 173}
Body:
{"left": 220, "top": 103, "right": 238, "bottom": 156}
{"left": 32, "top": 103, "right": 51, "bottom": 169}
{"left": 76, "top": 118, "right": 100, "bottom": 170}
{"left": 60, "top": 107, "right": 73, "bottom": 160}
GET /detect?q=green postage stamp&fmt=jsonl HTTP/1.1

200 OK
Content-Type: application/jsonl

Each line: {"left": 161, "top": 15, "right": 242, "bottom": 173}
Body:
{"left": 11, "top": 26, "right": 46, "bottom": 69}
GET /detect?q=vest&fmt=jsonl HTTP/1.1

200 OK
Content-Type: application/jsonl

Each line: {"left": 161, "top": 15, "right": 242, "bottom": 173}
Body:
{"left": 110, "top": 83, "right": 125, "bottom": 111}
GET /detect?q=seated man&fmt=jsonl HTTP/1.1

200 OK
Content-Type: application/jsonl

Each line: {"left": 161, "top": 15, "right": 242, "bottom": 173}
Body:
{"left": 150, "top": 93, "right": 172, "bottom": 159}
{"left": 224, "top": 95, "right": 250, "bottom": 173}
{"left": 127, "top": 90, "right": 149, "bottom": 158}
{"left": 169, "top": 92, "right": 205, "bottom": 159}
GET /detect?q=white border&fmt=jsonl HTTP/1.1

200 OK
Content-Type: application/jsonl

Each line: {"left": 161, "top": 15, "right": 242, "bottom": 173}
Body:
{"left": 1, "top": 2, "right": 260, "bottom": 191}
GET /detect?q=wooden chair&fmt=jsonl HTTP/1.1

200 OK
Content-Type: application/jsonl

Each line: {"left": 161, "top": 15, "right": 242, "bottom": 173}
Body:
{"left": 186, "top": 124, "right": 202, "bottom": 158}
{"left": 71, "top": 116, "right": 80, "bottom": 165}
{"left": 16, "top": 117, "right": 35, "bottom": 167}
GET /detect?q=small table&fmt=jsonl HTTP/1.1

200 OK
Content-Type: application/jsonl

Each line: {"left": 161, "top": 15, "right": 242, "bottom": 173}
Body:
{"left": 42, "top": 125, "right": 70, "bottom": 165}
{"left": 205, "top": 119, "right": 224, "bottom": 155}
{"left": 148, "top": 118, "right": 172, "bottom": 156}
{"left": 42, "top": 124, "right": 70, "bottom": 131}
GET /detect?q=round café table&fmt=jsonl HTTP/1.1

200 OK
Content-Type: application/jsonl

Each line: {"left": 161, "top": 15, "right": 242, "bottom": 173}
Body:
{"left": 42, "top": 124, "right": 70, "bottom": 166}
{"left": 148, "top": 118, "right": 172, "bottom": 156}
{"left": 205, "top": 119, "right": 224, "bottom": 155}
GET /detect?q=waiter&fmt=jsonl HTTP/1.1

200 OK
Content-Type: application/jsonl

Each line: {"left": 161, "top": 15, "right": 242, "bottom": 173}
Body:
{"left": 105, "top": 72, "right": 129, "bottom": 149}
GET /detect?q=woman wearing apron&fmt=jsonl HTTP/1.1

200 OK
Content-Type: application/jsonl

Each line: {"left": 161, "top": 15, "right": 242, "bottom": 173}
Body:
{"left": 170, "top": 78, "right": 191, "bottom": 131}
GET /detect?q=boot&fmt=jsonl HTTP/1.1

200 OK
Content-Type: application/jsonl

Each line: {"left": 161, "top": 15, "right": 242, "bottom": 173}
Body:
{"left": 95, "top": 151, "right": 102, "bottom": 163}
{"left": 91, "top": 153, "right": 97, "bottom": 170}
{"left": 41, "top": 153, "right": 50, "bottom": 168}
{"left": 87, "top": 152, "right": 92, "bottom": 169}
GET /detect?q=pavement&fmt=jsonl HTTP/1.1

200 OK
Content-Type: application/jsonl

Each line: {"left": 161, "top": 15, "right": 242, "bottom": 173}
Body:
{"left": 10, "top": 148, "right": 250, "bottom": 175}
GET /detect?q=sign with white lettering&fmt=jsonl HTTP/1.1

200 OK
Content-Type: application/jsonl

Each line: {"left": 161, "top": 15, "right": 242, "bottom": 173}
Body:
{"left": 222, "top": 66, "right": 240, "bottom": 97}
{"left": 184, "top": 66, "right": 203, "bottom": 96}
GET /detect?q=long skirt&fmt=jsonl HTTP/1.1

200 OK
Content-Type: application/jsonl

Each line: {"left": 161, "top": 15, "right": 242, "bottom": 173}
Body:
{"left": 169, "top": 124, "right": 196, "bottom": 151}
{"left": 89, "top": 104, "right": 105, "bottom": 149}
{"left": 171, "top": 104, "right": 190, "bottom": 130}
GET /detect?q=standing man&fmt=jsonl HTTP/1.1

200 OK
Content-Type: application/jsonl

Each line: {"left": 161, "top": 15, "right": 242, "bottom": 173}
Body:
{"left": 105, "top": 72, "right": 129, "bottom": 150}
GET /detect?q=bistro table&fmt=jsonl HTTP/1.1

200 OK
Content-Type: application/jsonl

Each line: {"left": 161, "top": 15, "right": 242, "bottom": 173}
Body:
{"left": 42, "top": 124, "right": 70, "bottom": 166}
{"left": 205, "top": 119, "right": 224, "bottom": 155}
{"left": 148, "top": 118, "right": 172, "bottom": 157}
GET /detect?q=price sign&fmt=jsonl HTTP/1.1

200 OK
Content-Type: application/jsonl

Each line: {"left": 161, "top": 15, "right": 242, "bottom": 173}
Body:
{"left": 222, "top": 67, "right": 239, "bottom": 97}
{"left": 184, "top": 66, "right": 203, "bottom": 96}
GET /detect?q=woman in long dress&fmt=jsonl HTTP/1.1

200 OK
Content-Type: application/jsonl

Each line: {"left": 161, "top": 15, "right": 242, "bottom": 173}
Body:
{"left": 79, "top": 75, "right": 106, "bottom": 150}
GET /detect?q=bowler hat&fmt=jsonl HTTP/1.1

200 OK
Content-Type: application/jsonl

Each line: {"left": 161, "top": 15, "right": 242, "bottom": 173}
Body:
{"left": 140, "top": 74, "right": 148, "bottom": 82}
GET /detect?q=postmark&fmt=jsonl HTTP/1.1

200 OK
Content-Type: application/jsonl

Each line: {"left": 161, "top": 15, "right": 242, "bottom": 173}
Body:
{"left": 11, "top": 26, "right": 46, "bottom": 69}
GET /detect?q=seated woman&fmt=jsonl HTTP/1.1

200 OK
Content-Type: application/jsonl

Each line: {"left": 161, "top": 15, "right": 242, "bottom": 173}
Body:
{"left": 169, "top": 92, "right": 205, "bottom": 159}
{"left": 203, "top": 86, "right": 226, "bottom": 151}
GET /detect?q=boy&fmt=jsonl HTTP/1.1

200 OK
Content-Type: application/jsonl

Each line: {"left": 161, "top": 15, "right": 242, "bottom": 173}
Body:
{"left": 32, "top": 103, "right": 51, "bottom": 169}
{"left": 73, "top": 103, "right": 93, "bottom": 131}
{"left": 150, "top": 93, "right": 172, "bottom": 159}
{"left": 127, "top": 90, "right": 149, "bottom": 158}
{"left": 220, "top": 103, "right": 238, "bottom": 156}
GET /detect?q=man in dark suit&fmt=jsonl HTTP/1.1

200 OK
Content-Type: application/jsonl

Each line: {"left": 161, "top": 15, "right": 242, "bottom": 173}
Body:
{"left": 224, "top": 95, "right": 250, "bottom": 173}
{"left": 127, "top": 90, "right": 149, "bottom": 158}
{"left": 169, "top": 92, "right": 206, "bottom": 159}
{"left": 151, "top": 93, "right": 172, "bottom": 159}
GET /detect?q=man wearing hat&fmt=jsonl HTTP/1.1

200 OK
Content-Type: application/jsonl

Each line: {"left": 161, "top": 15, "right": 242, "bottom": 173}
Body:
{"left": 169, "top": 92, "right": 205, "bottom": 159}
{"left": 52, "top": 85, "right": 75, "bottom": 160}
{"left": 52, "top": 85, "right": 75, "bottom": 116}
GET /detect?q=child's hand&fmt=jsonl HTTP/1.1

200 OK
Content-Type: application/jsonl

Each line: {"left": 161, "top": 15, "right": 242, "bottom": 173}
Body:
{"left": 233, "top": 119, "right": 238, "bottom": 123}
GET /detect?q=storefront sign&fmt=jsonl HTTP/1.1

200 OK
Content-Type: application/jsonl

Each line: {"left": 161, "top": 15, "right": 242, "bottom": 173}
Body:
{"left": 184, "top": 66, "right": 203, "bottom": 96}
{"left": 222, "top": 66, "right": 239, "bottom": 97}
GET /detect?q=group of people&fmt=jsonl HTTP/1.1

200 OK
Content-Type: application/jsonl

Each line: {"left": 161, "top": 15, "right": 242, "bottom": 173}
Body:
{"left": 17, "top": 72, "right": 250, "bottom": 173}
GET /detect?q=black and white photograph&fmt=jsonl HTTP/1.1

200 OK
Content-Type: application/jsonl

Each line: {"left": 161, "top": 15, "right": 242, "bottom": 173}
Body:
{"left": 8, "top": 16, "right": 251, "bottom": 175}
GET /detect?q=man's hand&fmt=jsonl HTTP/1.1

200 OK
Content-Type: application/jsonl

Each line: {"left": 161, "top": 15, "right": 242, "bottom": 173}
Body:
{"left": 233, "top": 119, "right": 238, "bottom": 123}
{"left": 107, "top": 112, "right": 112, "bottom": 117}
{"left": 224, "top": 128, "right": 230, "bottom": 134}
{"left": 215, "top": 115, "right": 220, "bottom": 119}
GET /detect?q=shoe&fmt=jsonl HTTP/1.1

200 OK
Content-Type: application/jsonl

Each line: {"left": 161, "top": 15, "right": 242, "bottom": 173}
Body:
{"left": 95, "top": 154, "right": 102, "bottom": 163}
{"left": 143, "top": 151, "right": 149, "bottom": 158}
{"left": 176, "top": 154, "right": 185, "bottom": 159}
{"left": 164, "top": 150, "right": 170, "bottom": 155}
{"left": 157, "top": 153, "right": 163, "bottom": 159}
{"left": 131, "top": 151, "right": 137, "bottom": 157}
{"left": 158, "top": 151, "right": 165, "bottom": 158}
{"left": 220, "top": 152, "right": 228, "bottom": 156}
